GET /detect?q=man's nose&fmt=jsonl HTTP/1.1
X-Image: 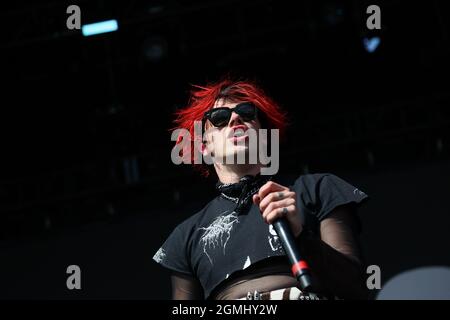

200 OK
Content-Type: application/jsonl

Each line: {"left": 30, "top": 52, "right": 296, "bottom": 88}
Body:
{"left": 228, "top": 110, "right": 244, "bottom": 126}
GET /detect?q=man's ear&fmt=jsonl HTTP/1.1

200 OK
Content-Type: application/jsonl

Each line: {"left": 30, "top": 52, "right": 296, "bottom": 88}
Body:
{"left": 201, "top": 141, "right": 207, "bottom": 155}
{"left": 202, "top": 126, "right": 218, "bottom": 160}
{"left": 201, "top": 139, "right": 215, "bottom": 165}
{"left": 201, "top": 140, "right": 213, "bottom": 157}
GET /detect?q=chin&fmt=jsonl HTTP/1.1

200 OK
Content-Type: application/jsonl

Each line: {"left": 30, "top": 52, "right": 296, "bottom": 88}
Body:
{"left": 231, "top": 146, "right": 249, "bottom": 155}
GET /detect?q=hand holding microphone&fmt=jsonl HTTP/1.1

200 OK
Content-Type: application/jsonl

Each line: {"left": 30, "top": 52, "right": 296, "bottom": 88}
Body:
{"left": 253, "top": 181, "right": 313, "bottom": 291}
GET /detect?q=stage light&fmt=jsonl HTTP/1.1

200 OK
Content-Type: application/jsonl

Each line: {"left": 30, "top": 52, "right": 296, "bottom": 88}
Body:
{"left": 142, "top": 36, "right": 168, "bottom": 63}
{"left": 82, "top": 20, "right": 118, "bottom": 37}
{"left": 363, "top": 36, "right": 381, "bottom": 53}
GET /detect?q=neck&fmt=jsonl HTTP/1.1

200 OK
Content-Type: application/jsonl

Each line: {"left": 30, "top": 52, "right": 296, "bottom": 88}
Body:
{"left": 214, "top": 163, "right": 264, "bottom": 184}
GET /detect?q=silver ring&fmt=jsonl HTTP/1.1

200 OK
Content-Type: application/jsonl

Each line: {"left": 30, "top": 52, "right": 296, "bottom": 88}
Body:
{"left": 281, "top": 207, "right": 289, "bottom": 215}
{"left": 277, "top": 192, "right": 284, "bottom": 200}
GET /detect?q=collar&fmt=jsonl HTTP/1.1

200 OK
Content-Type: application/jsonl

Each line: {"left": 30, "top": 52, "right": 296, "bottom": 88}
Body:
{"left": 216, "top": 174, "right": 272, "bottom": 214}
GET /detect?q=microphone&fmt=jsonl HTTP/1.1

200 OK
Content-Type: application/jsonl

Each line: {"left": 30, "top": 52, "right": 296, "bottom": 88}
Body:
{"left": 272, "top": 218, "right": 313, "bottom": 292}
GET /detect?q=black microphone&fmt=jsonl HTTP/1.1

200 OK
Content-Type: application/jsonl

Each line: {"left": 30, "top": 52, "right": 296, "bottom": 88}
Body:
{"left": 272, "top": 218, "right": 313, "bottom": 292}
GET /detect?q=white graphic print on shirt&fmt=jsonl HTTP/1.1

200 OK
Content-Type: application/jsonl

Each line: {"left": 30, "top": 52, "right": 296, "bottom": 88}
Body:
{"left": 153, "top": 247, "right": 166, "bottom": 263}
{"left": 198, "top": 211, "right": 239, "bottom": 265}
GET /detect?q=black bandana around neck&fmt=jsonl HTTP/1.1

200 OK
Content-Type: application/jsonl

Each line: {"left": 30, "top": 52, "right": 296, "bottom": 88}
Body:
{"left": 216, "top": 174, "right": 272, "bottom": 215}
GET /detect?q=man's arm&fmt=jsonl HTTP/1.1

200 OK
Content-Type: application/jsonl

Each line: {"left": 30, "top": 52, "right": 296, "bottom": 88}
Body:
{"left": 171, "top": 272, "right": 204, "bottom": 300}
{"left": 254, "top": 180, "right": 368, "bottom": 299}
{"left": 298, "top": 204, "right": 369, "bottom": 299}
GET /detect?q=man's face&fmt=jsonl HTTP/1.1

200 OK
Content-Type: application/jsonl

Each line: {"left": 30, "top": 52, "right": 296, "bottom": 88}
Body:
{"left": 203, "top": 99, "right": 262, "bottom": 164}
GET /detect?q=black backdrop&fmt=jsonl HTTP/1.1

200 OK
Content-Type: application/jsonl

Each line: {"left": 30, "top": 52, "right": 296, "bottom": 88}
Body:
{"left": 1, "top": 0, "right": 449, "bottom": 299}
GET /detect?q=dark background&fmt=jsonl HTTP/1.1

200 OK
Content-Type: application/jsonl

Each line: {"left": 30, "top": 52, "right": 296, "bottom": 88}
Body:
{"left": 0, "top": 0, "right": 449, "bottom": 299}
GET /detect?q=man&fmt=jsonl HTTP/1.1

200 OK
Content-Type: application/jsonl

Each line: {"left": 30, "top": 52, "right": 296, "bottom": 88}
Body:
{"left": 153, "top": 78, "right": 369, "bottom": 300}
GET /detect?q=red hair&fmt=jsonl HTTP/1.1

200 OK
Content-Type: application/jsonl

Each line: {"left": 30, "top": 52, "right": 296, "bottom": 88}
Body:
{"left": 172, "top": 77, "right": 289, "bottom": 176}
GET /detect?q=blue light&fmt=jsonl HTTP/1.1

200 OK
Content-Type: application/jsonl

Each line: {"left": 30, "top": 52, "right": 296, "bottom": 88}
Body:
{"left": 363, "top": 37, "right": 381, "bottom": 53}
{"left": 82, "top": 20, "right": 118, "bottom": 37}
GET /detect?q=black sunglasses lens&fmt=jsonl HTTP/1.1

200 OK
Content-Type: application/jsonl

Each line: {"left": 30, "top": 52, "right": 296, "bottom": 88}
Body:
{"left": 207, "top": 103, "right": 257, "bottom": 127}
{"left": 209, "top": 109, "right": 231, "bottom": 127}
{"left": 235, "top": 103, "right": 257, "bottom": 121}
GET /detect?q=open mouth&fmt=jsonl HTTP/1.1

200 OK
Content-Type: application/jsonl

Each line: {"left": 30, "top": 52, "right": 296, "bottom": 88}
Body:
{"left": 230, "top": 135, "right": 248, "bottom": 143}
{"left": 229, "top": 127, "right": 248, "bottom": 143}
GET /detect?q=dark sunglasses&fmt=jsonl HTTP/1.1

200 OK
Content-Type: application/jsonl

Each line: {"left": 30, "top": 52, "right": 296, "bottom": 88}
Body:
{"left": 203, "top": 102, "right": 258, "bottom": 128}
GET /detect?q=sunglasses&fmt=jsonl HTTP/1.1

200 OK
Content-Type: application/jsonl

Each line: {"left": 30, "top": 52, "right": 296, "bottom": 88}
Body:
{"left": 203, "top": 102, "right": 258, "bottom": 128}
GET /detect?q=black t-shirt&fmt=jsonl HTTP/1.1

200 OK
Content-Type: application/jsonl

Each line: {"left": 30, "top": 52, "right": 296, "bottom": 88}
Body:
{"left": 152, "top": 173, "right": 369, "bottom": 299}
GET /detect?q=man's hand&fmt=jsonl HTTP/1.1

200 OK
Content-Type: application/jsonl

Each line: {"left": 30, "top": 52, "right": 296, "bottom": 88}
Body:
{"left": 252, "top": 181, "right": 303, "bottom": 237}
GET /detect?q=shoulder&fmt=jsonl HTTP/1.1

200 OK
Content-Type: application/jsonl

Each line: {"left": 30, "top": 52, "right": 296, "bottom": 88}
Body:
{"left": 290, "top": 172, "right": 369, "bottom": 221}
{"left": 173, "top": 196, "right": 223, "bottom": 235}
{"left": 291, "top": 172, "right": 336, "bottom": 198}
{"left": 293, "top": 172, "right": 340, "bottom": 186}
{"left": 152, "top": 196, "right": 223, "bottom": 274}
{"left": 292, "top": 172, "right": 366, "bottom": 196}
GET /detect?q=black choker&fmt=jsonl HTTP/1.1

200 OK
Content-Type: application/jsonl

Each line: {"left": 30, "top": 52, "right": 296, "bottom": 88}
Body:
{"left": 216, "top": 174, "right": 272, "bottom": 214}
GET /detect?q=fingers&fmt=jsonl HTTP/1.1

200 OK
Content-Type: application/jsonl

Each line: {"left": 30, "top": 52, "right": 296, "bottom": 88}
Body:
{"left": 264, "top": 204, "right": 296, "bottom": 225}
{"left": 261, "top": 198, "right": 296, "bottom": 224}
{"left": 255, "top": 181, "right": 303, "bottom": 237}
{"left": 257, "top": 181, "right": 289, "bottom": 202}
{"left": 253, "top": 194, "right": 260, "bottom": 206}
{"left": 259, "top": 191, "right": 296, "bottom": 214}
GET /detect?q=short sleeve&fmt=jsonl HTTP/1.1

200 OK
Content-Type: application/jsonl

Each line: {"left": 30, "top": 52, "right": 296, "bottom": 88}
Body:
{"left": 152, "top": 223, "right": 194, "bottom": 276}
{"left": 292, "top": 173, "right": 369, "bottom": 222}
